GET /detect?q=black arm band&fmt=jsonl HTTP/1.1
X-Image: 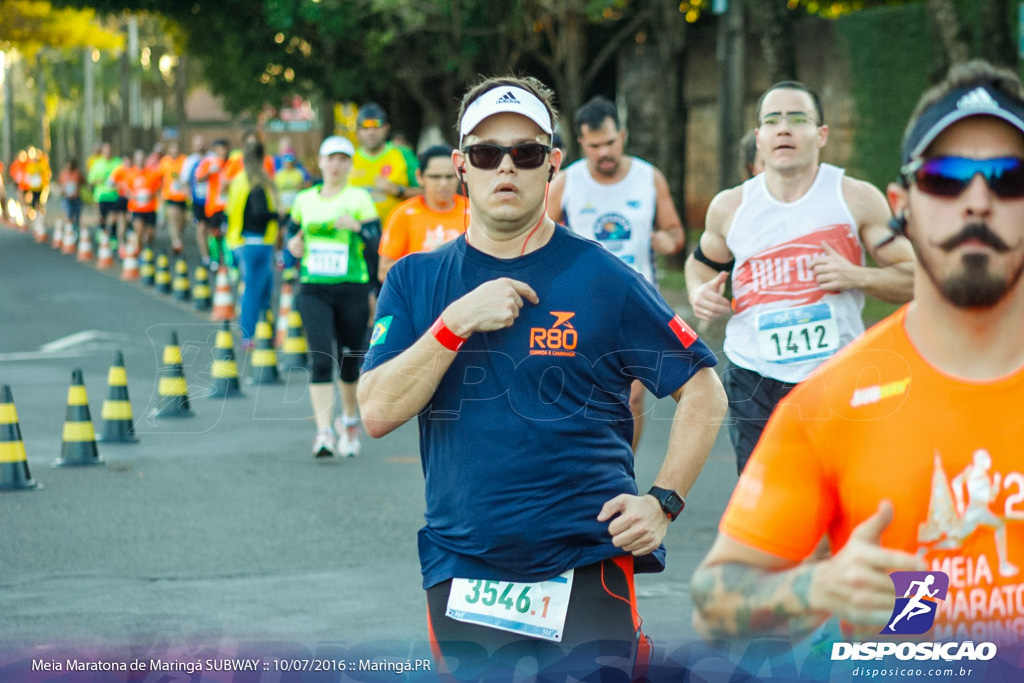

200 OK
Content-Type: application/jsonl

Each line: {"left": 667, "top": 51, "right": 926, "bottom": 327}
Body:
{"left": 692, "top": 243, "right": 735, "bottom": 273}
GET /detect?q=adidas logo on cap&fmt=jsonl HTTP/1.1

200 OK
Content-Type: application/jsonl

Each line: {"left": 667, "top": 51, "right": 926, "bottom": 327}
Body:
{"left": 956, "top": 87, "right": 999, "bottom": 111}
{"left": 495, "top": 90, "right": 521, "bottom": 105}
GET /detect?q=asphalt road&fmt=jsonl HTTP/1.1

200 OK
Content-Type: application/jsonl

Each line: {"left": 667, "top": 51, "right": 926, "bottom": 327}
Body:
{"left": 0, "top": 218, "right": 747, "bottom": 680}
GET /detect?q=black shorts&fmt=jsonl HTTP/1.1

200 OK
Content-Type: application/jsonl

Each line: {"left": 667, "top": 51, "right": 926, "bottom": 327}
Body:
{"left": 426, "top": 557, "right": 649, "bottom": 681}
{"left": 132, "top": 211, "right": 157, "bottom": 227}
{"left": 24, "top": 191, "right": 43, "bottom": 209}
{"left": 723, "top": 362, "right": 797, "bottom": 474}
{"left": 165, "top": 199, "right": 187, "bottom": 209}
{"left": 98, "top": 200, "right": 120, "bottom": 221}
{"left": 192, "top": 201, "right": 207, "bottom": 223}
{"left": 116, "top": 197, "right": 129, "bottom": 212}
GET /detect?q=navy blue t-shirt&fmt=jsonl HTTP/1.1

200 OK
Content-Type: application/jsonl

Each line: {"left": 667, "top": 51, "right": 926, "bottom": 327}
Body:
{"left": 363, "top": 227, "right": 717, "bottom": 589}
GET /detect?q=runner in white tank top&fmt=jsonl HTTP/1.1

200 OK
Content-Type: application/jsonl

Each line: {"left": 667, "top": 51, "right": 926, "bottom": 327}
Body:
{"left": 684, "top": 81, "right": 917, "bottom": 473}
{"left": 548, "top": 96, "right": 686, "bottom": 452}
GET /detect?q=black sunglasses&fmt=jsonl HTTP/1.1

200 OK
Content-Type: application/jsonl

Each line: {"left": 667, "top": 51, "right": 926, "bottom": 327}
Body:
{"left": 462, "top": 143, "right": 551, "bottom": 170}
{"left": 902, "top": 156, "right": 1024, "bottom": 199}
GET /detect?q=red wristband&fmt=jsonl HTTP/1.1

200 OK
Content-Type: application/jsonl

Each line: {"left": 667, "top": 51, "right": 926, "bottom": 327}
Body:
{"left": 429, "top": 317, "right": 467, "bottom": 352}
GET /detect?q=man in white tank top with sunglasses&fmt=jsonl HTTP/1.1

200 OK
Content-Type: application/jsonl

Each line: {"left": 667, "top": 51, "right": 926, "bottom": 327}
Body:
{"left": 685, "top": 81, "right": 917, "bottom": 474}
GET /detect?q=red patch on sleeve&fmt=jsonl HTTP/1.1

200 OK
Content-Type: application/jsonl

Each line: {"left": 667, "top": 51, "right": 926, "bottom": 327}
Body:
{"left": 669, "top": 314, "right": 697, "bottom": 349}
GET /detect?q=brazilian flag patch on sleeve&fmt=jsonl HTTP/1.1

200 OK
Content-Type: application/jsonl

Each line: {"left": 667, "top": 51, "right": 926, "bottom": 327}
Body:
{"left": 369, "top": 315, "right": 393, "bottom": 348}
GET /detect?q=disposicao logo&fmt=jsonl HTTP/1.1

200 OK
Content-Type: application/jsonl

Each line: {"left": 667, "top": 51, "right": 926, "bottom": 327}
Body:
{"left": 830, "top": 570, "right": 997, "bottom": 663}
{"left": 882, "top": 570, "right": 948, "bottom": 635}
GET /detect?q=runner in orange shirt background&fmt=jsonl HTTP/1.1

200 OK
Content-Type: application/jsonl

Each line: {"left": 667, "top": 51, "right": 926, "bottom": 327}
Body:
{"left": 159, "top": 139, "right": 189, "bottom": 254}
{"left": 377, "top": 145, "right": 467, "bottom": 282}
{"left": 126, "top": 148, "right": 163, "bottom": 248}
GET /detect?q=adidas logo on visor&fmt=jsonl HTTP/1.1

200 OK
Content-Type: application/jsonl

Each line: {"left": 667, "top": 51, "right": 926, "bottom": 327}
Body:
{"left": 957, "top": 87, "right": 999, "bottom": 111}
{"left": 495, "top": 90, "right": 521, "bottom": 105}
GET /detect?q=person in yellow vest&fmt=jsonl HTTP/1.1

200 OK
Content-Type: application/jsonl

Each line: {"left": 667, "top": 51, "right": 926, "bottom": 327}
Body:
{"left": 349, "top": 103, "right": 420, "bottom": 286}
{"left": 226, "top": 139, "right": 279, "bottom": 346}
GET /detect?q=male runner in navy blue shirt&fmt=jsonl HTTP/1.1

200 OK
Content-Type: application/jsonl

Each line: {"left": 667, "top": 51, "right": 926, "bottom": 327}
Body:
{"left": 358, "top": 75, "right": 726, "bottom": 680}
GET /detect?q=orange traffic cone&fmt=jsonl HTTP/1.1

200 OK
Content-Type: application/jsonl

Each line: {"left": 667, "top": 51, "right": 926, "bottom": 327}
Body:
{"left": 192, "top": 266, "right": 212, "bottom": 310}
{"left": 275, "top": 281, "right": 294, "bottom": 348}
{"left": 209, "top": 321, "right": 244, "bottom": 398}
{"left": 51, "top": 220, "right": 64, "bottom": 250}
{"left": 211, "top": 268, "right": 235, "bottom": 322}
{"left": 54, "top": 369, "right": 104, "bottom": 467}
{"left": 0, "top": 385, "right": 39, "bottom": 491}
{"left": 246, "top": 321, "right": 280, "bottom": 385}
{"left": 32, "top": 217, "right": 48, "bottom": 244}
{"left": 76, "top": 227, "right": 94, "bottom": 262}
{"left": 152, "top": 332, "right": 195, "bottom": 418}
{"left": 98, "top": 351, "right": 138, "bottom": 443}
{"left": 61, "top": 223, "right": 78, "bottom": 255}
{"left": 121, "top": 236, "right": 141, "bottom": 281}
{"left": 140, "top": 247, "right": 156, "bottom": 286}
{"left": 95, "top": 232, "right": 114, "bottom": 269}
{"left": 279, "top": 310, "right": 309, "bottom": 371}
{"left": 172, "top": 257, "right": 191, "bottom": 301}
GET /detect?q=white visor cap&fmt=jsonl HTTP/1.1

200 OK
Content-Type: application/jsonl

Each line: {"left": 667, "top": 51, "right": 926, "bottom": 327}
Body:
{"left": 459, "top": 86, "right": 553, "bottom": 147}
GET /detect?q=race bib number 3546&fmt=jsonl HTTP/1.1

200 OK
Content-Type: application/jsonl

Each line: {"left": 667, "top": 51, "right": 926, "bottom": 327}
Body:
{"left": 446, "top": 570, "right": 574, "bottom": 642}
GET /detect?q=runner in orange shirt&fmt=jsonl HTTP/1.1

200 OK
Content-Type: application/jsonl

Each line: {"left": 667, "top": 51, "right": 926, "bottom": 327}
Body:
{"left": 159, "top": 139, "right": 188, "bottom": 254}
{"left": 377, "top": 145, "right": 467, "bottom": 281}
{"left": 195, "top": 138, "right": 231, "bottom": 269}
{"left": 691, "top": 59, "right": 1024, "bottom": 648}
{"left": 126, "top": 148, "right": 163, "bottom": 248}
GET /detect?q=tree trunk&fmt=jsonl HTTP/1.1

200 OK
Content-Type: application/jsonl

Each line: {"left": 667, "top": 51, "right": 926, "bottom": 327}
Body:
{"left": 747, "top": 0, "right": 796, "bottom": 83}
{"left": 980, "top": 0, "right": 1016, "bottom": 68}
{"left": 926, "top": 0, "right": 969, "bottom": 82}
{"left": 653, "top": 0, "right": 689, "bottom": 265}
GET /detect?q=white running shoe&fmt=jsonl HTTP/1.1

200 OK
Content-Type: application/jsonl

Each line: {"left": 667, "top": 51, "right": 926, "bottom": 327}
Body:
{"left": 312, "top": 428, "right": 336, "bottom": 458}
{"left": 335, "top": 418, "right": 360, "bottom": 457}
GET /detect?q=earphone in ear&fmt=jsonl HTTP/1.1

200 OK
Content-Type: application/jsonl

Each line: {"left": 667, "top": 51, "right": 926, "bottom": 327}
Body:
{"left": 888, "top": 211, "right": 908, "bottom": 234}
{"left": 458, "top": 167, "right": 466, "bottom": 183}
{"left": 548, "top": 166, "right": 555, "bottom": 182}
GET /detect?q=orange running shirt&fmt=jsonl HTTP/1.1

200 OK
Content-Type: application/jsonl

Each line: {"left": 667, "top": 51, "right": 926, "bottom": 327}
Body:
{"left": 721, "top": 305, "right": 1024, "bottom": 645}
{"left": 196, "top": 156, "right": 226, "bottom": 216}
{"left": 159, "top": 154, "right": 188, "bottom": 202}
{"left": 127, "top": 167, "right": 162, "bottom": 213}
{"left": 379, "top": 195, "right": 468, "bottom": 261}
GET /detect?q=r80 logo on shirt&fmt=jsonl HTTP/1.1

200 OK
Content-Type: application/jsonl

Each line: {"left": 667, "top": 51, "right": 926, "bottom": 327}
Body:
{"left": 529, "top": 312, "right": 577, "bottom": 357}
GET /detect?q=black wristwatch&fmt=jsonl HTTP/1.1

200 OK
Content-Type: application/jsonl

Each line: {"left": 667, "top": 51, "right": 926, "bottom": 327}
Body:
{"left": 647, "top": 486, "right": 685, "bottom": 521}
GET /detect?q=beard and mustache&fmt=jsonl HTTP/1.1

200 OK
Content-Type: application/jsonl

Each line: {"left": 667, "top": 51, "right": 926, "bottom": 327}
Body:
{"left": 918, "top": 221, "right": 1022, "bottom": 309}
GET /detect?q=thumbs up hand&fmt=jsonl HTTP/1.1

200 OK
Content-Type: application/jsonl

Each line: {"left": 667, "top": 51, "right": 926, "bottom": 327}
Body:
{"left": 809, "top": 501, "right": 926, "bottom": 626}
{"left": 690, "top": 271, "right": 731, "bottom": 322}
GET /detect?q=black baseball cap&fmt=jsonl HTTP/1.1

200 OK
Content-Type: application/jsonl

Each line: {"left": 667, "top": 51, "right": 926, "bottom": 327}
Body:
{"left": 357, "top": 103, "right": 388, "bottom": 128}
{"left": 902, "top": 84, "right": 1024, "bottom": 166}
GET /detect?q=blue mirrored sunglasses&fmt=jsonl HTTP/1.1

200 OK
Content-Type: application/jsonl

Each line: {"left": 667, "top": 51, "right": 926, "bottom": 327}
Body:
{"left": 901, "top": 156, "right": 1024, "bottom": 198}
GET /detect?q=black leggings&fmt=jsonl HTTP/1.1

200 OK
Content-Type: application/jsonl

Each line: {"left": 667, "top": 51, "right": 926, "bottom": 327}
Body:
{"left": 296, "top": 282, "right": 370, "bottom": 383}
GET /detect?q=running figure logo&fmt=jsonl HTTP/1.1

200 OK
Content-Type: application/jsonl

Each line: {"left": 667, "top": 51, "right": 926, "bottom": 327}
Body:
{"left": 881, "top": 571, "right": 949, "bottom": 635}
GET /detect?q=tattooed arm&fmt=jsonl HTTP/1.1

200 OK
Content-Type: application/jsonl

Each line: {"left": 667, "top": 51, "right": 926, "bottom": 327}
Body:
{"left": 690, "top": 501, "right": 927, "bottom": 640}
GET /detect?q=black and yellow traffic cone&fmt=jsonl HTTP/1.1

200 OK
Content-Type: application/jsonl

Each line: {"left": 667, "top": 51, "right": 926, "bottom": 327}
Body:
{"left": 152, "top": 332, "right": 195, "bottom": 418}
{"left": 55, "top": 369, "right": 104, "bottom": 467}
{"left": 172, "top": 257, "right": 191, "bottom": 301}
{"left": 0, "top": 385, "right": 39, "bottom": 491}
{"left": 154, "top": 254, "right": 172, "bottom": 294}
{"left": 140, "top": 247, "right": 156, "bottom": 286}
{"left": 209, "top": 321, "right": 244, "bottom": 398}
{"left": 246, "top": 320, "right": 280, "bottom": 385}
{"left": 192, "top": 266, "right": 212, "bottom": 311}
{"left": 98, "top": 351, "right": 138, "bottom": 443}
{"left": 279, "top": 310, "right": 310, "bottom": 371}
